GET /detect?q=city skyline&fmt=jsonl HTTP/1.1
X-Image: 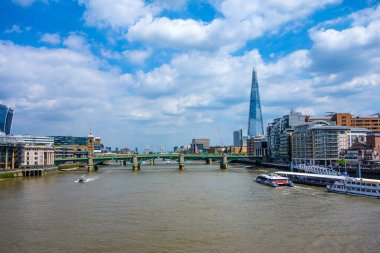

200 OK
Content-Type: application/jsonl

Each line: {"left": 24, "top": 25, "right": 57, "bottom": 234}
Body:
{"left": 1, "top": 1, "right": 380, "bottom": 150}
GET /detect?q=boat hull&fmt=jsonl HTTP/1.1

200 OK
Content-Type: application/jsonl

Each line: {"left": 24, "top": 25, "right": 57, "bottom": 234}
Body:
{"left": 255, "top": 178, "right": 294, "bottom": 187}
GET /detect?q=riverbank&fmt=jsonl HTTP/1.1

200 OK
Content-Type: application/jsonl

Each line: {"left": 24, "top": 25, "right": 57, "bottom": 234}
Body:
{"left": 0, "top": 166, "right": 59, "bottom": 178}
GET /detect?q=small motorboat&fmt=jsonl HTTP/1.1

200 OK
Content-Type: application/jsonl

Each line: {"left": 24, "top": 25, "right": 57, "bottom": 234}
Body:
{"left": 78, "top": 176, "right": 86, "bottom": 183}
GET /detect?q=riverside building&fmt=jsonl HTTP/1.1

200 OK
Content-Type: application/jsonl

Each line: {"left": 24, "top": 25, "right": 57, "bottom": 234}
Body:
{"left": 23, "top": 145, "right": 55, "bottom": 167}
{"left": 292, "top": 121, "right": 350, "bottom": 166}
{"left": 267, "top": 110, "right": 306, "bottom": 162}
{"left": 0, "top": 135, "right": 24, "bottom": 171}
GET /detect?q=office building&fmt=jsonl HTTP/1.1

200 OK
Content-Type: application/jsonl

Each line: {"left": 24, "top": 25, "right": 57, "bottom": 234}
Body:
{"left": 51, "top": 136, "right": 88, "bottom": 146}
{"left": 233, "top": 129, "right": 243, "bottom": 147}
{"left": 0, "top": 104, "right": 14, "bottom": 135}
{"left": 191, "top": 139, "right": 210, "bottom": 154}
{"left": 248, "top": 67, "right": 264, "bottom": 137}
{"left": 267, "top": 110, "right": 306, "bottom": 162}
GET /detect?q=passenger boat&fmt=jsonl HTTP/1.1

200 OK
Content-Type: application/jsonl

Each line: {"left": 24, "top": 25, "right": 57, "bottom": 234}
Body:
{"left": 327, "top": 178, "right": 380, "bottom": 198}
{"left": 255, "top": 173, "right": 294, "bottom": 187}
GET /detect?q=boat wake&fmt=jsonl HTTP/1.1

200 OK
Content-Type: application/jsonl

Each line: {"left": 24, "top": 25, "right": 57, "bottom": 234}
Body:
{"left": 75, "top": 175, "right": 98, "bottom": 183}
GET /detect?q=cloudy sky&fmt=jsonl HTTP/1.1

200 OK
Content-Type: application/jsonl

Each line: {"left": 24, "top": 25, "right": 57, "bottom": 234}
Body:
{"left": 1, "top": 0, "right": 380, "bottom": 151}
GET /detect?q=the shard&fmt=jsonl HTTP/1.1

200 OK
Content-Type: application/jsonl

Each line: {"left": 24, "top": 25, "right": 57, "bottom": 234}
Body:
{"left": 248, "top": 67, "right": 264, "bottom": 137}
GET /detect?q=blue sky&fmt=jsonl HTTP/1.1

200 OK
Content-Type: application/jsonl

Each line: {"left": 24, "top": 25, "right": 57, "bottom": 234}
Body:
{"left": 1, "top": 0, "right": 380, "bottom": 151}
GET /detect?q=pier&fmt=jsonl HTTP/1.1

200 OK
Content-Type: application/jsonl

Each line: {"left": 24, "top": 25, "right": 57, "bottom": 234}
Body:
{"left": 275, "top": 171, "right": 346, "bottom": 186}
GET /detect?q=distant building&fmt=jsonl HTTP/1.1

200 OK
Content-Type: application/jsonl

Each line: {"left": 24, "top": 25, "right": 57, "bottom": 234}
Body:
{"left": 54, "top": 146, "right": 75, "bottom": 159}
{"left": 17, "top": 135, "right": 54, "bottom": 145}
{"left": 209, "top": 146, "right": 226, "bottom": 154}
{"left": 367, "top": 133, "right": 380, "bottom": 151}
{"left": 0, "top": 104, "right": 14, "bottom": 135}
{"left": 87, "top": 133, "right": 95, "bottom": 156}
{"left": 191, "top": 139, "right": 210, "bottom": 154}
{"left": 248, "top": 67, "right": 264, "bottom": 137}
{"left": 226, "top": 145, "right": 247, "bottom": 155}
{"left": 267, "top": 110, "right": 306, "bottom": 162}
{"left": 247, "top": 136, "right": 268, "bottom": 158}
{"left": 50, "top": 136, "right": 88, "bottom": 146}
{"left": 233, "top": 129, "right": 243, "bottom": 147}
{"left": 307, "top": 113, "right": 380, "bottom": 132}
{"left": 347, "top": 128, "right": 369, "bottom": 147}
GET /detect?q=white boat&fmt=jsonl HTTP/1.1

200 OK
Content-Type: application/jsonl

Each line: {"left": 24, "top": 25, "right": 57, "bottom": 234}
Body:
{"left": 327, "top": 178, "right": 380, "bottom": 198}
{"left": 255, "top": 173, "right": 294, "bottom": 187}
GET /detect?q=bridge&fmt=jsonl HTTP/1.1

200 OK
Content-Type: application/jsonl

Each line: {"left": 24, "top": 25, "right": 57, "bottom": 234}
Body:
{"left": 55, "top": 154, "right": 261, "bottom": 171}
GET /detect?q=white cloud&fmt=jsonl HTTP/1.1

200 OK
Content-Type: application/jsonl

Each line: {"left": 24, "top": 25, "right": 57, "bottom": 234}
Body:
{"left": 80, "top": 0, "right": 159, "bottom": 28}
{"left": 122, "top": 48, "right": 151, "bottom": 65}
{"left": 126, "top": 0, "right": 341, "bottom": 52}
{"left": 40, "top": 33, "right": 61, "bottom": 45}
{"left": 63, "top": 33, "right": 89, "bottom": 52}
{"left": 309, "top": 5, "right": 380, "bottom": 80}
{"left": 11, "top": 0, "right": 35, "bottom": 7}
{"left": 4, "top": 25, "right": 23, "bottom": 34}
{"left": 11, "top": 0, "right": 52, "bottom": 7}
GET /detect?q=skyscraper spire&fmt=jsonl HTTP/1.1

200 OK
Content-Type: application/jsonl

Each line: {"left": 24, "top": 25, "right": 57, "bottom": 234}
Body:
{"left": 248, "top": 67, "right": 264, "bottom": 137}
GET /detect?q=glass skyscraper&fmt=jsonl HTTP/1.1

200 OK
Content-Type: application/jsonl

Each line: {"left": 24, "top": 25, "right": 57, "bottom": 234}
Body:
{"left": 248, "top": 67, "right": 264, "bottom": 137}
{"left": 0, "top": 104, "right": 14, "bottom": 135}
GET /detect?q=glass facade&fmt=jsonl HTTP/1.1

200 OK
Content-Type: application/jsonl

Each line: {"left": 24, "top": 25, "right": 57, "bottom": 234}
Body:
{"left": 248, "top": 68, "right": 264, "bottom": 137}
{"left": 0, "top": 104, "right": 14, "bottom": 135}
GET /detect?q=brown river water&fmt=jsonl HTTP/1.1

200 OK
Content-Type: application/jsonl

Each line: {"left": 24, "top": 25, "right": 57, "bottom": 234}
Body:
{"left": 0, "top": 165, "right": 379, "bottom": 253}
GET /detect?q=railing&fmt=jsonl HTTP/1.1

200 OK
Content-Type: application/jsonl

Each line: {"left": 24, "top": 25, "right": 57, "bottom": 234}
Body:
{"left": 294, "top": 164, "right": 342, "bottom": 176}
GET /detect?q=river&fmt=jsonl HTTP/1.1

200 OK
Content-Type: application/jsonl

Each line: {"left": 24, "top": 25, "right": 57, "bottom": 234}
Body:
{"left": 0, "top": 164, "right": 379, "bottom": 253}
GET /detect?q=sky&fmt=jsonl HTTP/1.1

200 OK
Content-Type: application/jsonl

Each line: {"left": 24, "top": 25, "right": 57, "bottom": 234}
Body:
{"left": 1, "top": 0, "right": 380, "bottom": 152}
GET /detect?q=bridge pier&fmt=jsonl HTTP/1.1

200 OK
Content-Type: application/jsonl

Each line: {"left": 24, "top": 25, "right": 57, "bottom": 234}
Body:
{"left": 206, "top": 158, "right": 213, "bottom": 165}
{"left": 88, "top": 157, "right": 95, "bottom": 171}
{"left": 220, "top": 154, "right": 228, "bottom": 170}
{"left": 150, "top": 159, "right": 155, "bottom": 165}
{"left": 179, "top": 155, "right": 185, "bottom": 170}
{"left": 132, "top": 155, "right": 140, "bottom": 171}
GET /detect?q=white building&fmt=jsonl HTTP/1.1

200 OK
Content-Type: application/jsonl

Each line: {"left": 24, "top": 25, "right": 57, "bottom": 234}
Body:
{"left": 23, "top": 145, "right": 55, "bottom": 167}
{"left": 347, "top": 128, "right": 369, "bottom": 147}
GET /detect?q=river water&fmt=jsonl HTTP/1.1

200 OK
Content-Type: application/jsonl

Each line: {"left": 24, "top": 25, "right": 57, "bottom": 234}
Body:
{"left": 0, "top": 165, "right": 379, "bottom": 253}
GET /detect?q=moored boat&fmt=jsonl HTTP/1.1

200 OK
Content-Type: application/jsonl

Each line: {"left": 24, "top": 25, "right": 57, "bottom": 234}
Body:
{"left": 255, "top": 173, "right": 294, "bottom": 187}
{"left": 327, "top": 177, "right": 380, "bottom": 198}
